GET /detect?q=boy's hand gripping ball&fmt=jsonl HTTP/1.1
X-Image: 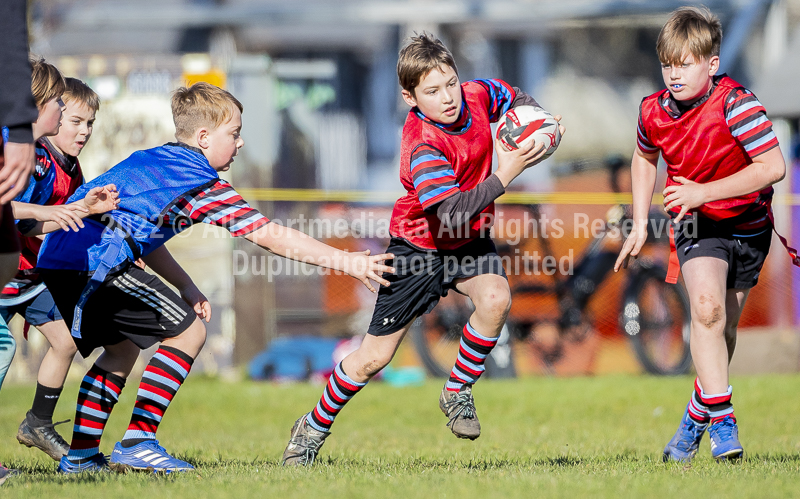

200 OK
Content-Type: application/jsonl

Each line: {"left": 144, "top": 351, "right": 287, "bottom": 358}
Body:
{"left": 496, "top": 105, "right": 561, "bottom": 159}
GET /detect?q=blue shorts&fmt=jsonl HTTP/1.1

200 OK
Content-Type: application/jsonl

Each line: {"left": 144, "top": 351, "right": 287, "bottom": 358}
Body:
{"left": 0, "top": 288, "right": 63, "bottom": 326}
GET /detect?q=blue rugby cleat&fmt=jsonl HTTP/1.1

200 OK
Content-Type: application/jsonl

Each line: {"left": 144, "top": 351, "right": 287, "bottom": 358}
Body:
{"left": 708, "top": 415, "right": 744, "bottom": 461}
{"left": 110, "top": 440, "right": 194, "bottom": 473}
{"left": 663, "top": 405, "right": 707, "bottom": 463}
{"left": 57, "top": 453, "right": 109, "bottom": 473}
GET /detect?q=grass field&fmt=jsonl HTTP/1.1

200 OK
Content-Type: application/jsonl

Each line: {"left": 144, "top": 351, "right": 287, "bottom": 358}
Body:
{"left": 1, "top": 374, "right": 799, "bottom": 498}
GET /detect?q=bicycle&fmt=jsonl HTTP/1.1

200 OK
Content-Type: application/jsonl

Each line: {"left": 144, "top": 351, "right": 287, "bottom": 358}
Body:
{"left": 411, "top": 195, "right": 692, "bottom": 377}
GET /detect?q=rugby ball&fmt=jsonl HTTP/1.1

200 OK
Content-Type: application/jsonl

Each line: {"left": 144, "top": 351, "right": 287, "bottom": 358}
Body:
{"left": 496, "top": 105, "right": 561, "bottom": 158}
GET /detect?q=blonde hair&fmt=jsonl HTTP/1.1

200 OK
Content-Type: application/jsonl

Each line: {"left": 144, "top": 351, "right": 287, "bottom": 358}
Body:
{"left": 63, "top": 77, "right": 100, "bottom": 113}
{"left": 171, "top": 82, "right": 243, "bottom": 141}
{"left": 397, "top": 32, "right": 458, "bottom": 95}
{"left": 30, "top": 56, "right": 66, "bottom": 108}
{"left": 657, "top": 6, "right": 722, "bottom": 65}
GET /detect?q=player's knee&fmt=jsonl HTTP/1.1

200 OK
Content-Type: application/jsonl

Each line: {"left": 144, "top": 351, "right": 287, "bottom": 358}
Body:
{"left": 693, "top": 294, "right": 724, "bottom": 330}
{"left": 476, "top": 286, "right": 512, "bottom": 320}
{"left": 50, "top": 332, "right": 78, "bottom": 358}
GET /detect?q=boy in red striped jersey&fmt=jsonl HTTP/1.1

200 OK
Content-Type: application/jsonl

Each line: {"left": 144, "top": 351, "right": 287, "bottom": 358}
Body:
{"left": 615, "top": 6, "right": 790, "bottom": 462}
{"left": 4, "top": 75, "right": 120, "bottom": 463}
{"left": 282, "top": 33, "right": 565, "bottom": 466}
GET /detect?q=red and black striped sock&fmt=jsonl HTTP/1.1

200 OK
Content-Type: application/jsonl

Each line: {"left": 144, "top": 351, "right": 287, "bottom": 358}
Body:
{"left": 120, "top": 345, "right": 193, "bottom": 448}
{"left": 446, "top": 322, "right": 498, "bottom": 392}
{"left": 688, "top": 378, "right": 734, "bottom": 425}
{"left": 66, "top": 365, "right": 125, "bottom": 460}
{"left": 306, "top": 362, "right": 366, "bottom": 432}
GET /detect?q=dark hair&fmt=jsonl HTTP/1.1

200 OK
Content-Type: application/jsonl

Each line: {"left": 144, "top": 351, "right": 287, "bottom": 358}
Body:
{"left": 397, "top": 32, "right": 458, "bottom": 95}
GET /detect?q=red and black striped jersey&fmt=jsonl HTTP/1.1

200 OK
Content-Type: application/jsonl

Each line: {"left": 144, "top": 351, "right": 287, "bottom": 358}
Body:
{"left": 637, "top": 75, "right": 779, "bottom": 222}
{"left": 391, "top": 79, "right": 516, "bottom": 250}
{"left": 638, "top": 76, "right": 778, "bottom": 159}
{"left": 165, "top": 179, "right": 268, "bottom": 237}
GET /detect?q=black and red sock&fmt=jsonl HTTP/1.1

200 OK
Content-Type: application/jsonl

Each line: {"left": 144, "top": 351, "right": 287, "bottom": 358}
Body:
{"left": 66, "top": 365, "right": 125, "bottom": 460}
{"left": 120, "top": 345, "right": 193, "bottom": 448}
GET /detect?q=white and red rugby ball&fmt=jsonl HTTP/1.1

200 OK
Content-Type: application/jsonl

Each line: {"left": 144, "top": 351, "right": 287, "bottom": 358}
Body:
{"left": 496, "top": 105, "right": 561, "bottom": 158}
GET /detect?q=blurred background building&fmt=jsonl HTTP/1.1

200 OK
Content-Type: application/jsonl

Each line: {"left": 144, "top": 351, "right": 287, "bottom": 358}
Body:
{"left": 7, "top": 0, "right": 800, "bottom": 381}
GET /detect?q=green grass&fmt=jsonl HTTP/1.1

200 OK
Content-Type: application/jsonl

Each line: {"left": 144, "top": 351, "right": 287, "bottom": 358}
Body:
{"left": 1, "top": 374, "right": 800, "bottom": 498}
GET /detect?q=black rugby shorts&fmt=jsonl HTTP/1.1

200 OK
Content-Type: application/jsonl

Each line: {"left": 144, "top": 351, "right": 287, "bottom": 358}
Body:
{"left": 366, "top": 237, "right": 506, "bottom": 336}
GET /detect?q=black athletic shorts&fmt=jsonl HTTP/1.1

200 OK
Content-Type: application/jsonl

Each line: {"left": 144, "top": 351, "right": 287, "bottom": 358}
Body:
{"left": 674, "top": 215, "right": 772, "bottom": 290}
{"left": 40, "top": 264, "right": 196, "bottom": 357}
{"left": 366, "top": 237, "right": 506, "bottom": 336}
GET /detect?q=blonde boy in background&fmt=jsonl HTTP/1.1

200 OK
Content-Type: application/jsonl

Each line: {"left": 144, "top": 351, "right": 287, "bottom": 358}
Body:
{"left": 615, "top": 7, "right": 789, "bottom": 462}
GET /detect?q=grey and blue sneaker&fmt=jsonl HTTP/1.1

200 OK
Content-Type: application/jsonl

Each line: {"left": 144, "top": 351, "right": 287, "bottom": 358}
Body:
{"left": 0, "top": 462, "right": 19, "bottom": 485}
{"left": 663, "top": 405, "right": 707, "bottom": 463}
{"left": 439, "top": 384, "right": 481, "bottom": 440}
{"left": 281, "top": 415, "right": 330, "bottom": 467}
{"left": 58, "top": 453, "right": 109, "bottom": 473}
{"left": 708, "top": 415, "right": 744, "bottom": 461}
{"left": 109, "top": 440, "right": 194, "bottom": 473}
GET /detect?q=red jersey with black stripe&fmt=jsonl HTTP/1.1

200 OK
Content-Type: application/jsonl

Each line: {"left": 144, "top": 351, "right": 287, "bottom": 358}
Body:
{"left": 1, "top": 139, "right": 83, "bottom": 302}
{"left": 390, "top": 79, "right": 515, "bottom": 250}
{"left": 637, "top": 75, "right": 779, "bottom": 223}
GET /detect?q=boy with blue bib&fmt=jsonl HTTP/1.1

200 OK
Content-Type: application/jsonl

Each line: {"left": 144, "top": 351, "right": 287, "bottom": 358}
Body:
{"left": 282, "top": 33, "right": 565, "bottom": 466}
{"left": 615, "top": 7, "right": 791, "bottom": 462}
{"left": 37, "top": 82, "right": 394, "bottom": 473}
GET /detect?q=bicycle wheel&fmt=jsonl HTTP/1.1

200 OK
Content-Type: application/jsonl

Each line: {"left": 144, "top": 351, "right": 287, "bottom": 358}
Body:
{"left": 623, "top": 265, "right": 692, "bottom": 375}
{"left": 410, "top": 294, "right": 473, "bottom": 378}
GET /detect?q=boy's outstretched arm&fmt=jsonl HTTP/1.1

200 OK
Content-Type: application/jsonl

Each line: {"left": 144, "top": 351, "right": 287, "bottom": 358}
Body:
{"left": 245, "top": 223, "right": 395, "bottom": 293}
{"left": 614, "top": 146, "right": 659, "bottom": 272}
{"left": 13, "top": 184, "right": 119, "bottom": 235}
{"left": 141, "top": 245, "right": 211, "bottom": 322}
{"left": 663, "top": 146, "right": 786, "bottom": 222}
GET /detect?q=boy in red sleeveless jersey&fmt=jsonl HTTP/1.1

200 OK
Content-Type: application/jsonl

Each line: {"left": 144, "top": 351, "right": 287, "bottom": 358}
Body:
{"left": 1, "top": 68, "right": 119, "bottom": 461}
{"left": 282, "top": 33, "right": 565, "bottom": 466}
{"left": 615, "top": 7, "right": 788, "bottom": 462}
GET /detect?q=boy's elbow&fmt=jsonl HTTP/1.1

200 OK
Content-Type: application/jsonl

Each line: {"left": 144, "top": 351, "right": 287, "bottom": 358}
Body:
{"left": 774, "top": 164, "right": 787, "bottom": 184}
{"left": 767, "top": 161, "right": 786, "bottom": 185}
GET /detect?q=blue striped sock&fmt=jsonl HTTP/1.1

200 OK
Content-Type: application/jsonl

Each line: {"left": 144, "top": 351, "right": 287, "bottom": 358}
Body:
{"left": 306, "top": 362, "right": 367, "bottom": 432}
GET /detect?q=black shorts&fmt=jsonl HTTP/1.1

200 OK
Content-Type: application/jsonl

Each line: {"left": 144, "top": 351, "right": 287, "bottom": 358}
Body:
{"left": 40, "top": 265, "right": 196, "bottom": 357}
{"left": 366, "top": 237, "right": 506, "bottom": 336}
{"left": 674, "top": 215, "right": 771, "bottom": 290}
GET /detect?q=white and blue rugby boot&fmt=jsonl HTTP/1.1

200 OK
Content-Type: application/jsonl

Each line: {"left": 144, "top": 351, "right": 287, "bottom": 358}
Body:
{"left": 663, "top": 405, "right": 707, "bottom": 463}
{"left": 708, "top": 415, "right": 744, "bottom": 461}
{"left": 58, "top": 453, "right": 109, "bottom": 473}
{"left": 110, "top": 440, "right": 194, "bottom": 473}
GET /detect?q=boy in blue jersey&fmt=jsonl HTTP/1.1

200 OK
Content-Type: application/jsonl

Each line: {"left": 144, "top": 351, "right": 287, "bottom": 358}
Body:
{"left": 282, "top": 33, "right": 565, "bottom": 466}
{"left": 37, "top": 82, "right": 394, "bottom": 474}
